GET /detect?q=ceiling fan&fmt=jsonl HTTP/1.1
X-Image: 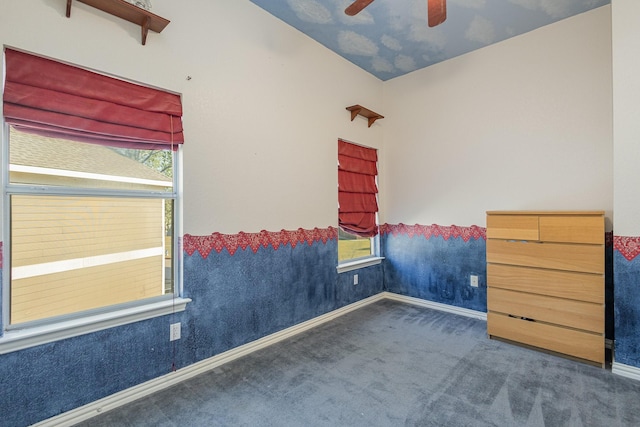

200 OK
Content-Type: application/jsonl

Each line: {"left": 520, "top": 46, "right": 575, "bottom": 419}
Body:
{"left": 345, "top": 0, "right": 447, "bottom": 27}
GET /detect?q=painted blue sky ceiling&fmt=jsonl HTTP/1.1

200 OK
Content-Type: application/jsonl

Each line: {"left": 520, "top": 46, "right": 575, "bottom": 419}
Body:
{"left": 249, "top": 0, "right": 609, "bottom": 80}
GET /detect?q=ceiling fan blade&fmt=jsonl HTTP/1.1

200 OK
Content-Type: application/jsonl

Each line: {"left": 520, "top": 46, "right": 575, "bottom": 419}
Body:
{"left": 428, "top": 0, "right": 447, "bottom": 27}
{"left": 345, "top": 0, "right": 375, "bottom": 16}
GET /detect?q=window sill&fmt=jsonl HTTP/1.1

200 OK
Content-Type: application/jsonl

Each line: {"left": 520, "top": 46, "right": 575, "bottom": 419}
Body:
{"left": 337, "top": 256, "right": 384, "bottom": 274}
{"left": 0, "top": 297, "right": 191, "bottom": 355}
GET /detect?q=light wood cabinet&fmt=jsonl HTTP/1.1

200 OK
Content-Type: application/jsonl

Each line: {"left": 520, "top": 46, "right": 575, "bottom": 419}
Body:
{"left": 486, "top": 211, "right": 605, "bottom": 366}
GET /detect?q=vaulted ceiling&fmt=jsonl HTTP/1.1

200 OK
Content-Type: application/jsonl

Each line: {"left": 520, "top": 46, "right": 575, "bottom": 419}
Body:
{"left": 249, "top": 0, "right": 609, "bottom": 81}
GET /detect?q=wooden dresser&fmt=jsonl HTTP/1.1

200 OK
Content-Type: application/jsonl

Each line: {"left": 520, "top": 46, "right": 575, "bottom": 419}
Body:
{"left": 486, "top": 211, "right": 605, "bottom": 366}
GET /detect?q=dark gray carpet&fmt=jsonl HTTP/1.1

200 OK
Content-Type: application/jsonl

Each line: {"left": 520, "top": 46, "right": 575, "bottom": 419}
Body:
{"left": 76, "top": 300, "right": 640, "bottom": 426}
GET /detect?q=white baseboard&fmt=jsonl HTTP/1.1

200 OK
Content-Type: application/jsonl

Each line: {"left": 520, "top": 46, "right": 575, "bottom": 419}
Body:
{"left": 35, "top": 292, "right": 486, "bottom": 426}
{"left": 612, "top": 361, "right": 640, "bottom": 381}
{"left": 381, "top": 291, "right": 488, "bottom": 321}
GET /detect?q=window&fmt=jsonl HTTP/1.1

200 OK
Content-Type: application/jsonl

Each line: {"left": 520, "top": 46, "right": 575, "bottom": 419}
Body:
{"left": 1, "top": 48, "right": 188, "bottom": 351}
{"left": 7, "top": 128, "right": 176, "bottom": 325}
{"left": 337, "top": 139, "right": 380, "bottom": 267}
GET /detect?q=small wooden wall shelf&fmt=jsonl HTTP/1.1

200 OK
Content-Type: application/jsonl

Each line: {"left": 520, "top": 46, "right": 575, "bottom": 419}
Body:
{"left": 346, "top": 105, "right": 384, "bottom": 127}
{"left": 66, "top": 0, "right": 170, "bottom": 45}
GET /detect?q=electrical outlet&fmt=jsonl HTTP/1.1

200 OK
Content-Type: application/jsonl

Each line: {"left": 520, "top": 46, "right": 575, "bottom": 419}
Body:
{"left": 354, "top": 274, "right": 359, "bottom": 285}
{"left": 170, "top": 322, "right": 181, "bottom": 341}
{"left": 470, "top": 275, "right": 479, "bottom": 288}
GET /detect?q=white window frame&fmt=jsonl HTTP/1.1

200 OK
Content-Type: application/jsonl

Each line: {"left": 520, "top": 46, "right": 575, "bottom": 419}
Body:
{"left": 0, "top": 121, "right": 190, "bottom": 355}
{"left": 336, "top": 242, "right": 383, "bottom": 273}
{"left": 336, "top": 148, "right": 383, "bottom": 274}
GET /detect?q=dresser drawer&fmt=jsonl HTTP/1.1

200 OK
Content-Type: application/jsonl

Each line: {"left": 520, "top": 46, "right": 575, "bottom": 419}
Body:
{"left": 487, "top": 264, "right": 603, "bottom": 303}
{"left": 539, "top": 216, "right": 604, "bottom": 244}
{"left": 488, "top": 288, "right": 603, "bottom": 333}
{"left": 487, "top": 312, "right": 604, "bottom": 364}
{"left": 486, "top": 215, "right": 538, "bottom": 240}
{"left": 486, "top": 239, "right": 604, "bottom": 274}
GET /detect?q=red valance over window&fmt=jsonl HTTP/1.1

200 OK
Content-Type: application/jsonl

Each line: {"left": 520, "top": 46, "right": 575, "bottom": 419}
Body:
{"left": 338, "top": 139, "right": 378, "bottom": 237}
{"left": 2, "top": 48, "right": 183, "bottom": 150}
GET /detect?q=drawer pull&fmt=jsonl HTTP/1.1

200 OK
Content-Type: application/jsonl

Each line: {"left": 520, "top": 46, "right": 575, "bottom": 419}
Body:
{"left": 508, "top": 314, "right": 535, "bottom": 322}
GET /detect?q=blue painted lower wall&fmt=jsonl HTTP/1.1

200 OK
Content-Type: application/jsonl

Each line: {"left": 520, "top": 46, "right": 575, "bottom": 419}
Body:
{"left": 1, "top": 314, "right": 177, "bottom": 426}
{"left": 381, "top": 225, "right": 487, "bottom": 313}
{"left": 0, "top": 225, "right": 637, "bottom": 426}
{"left": 180, "top": 237, "right": 383, "bottom": 364}
{"left": 613, "top": 250, "right": 640, "bottom": 367}
{"left": 0, "top": 231, "right": 383, "bottom": 427}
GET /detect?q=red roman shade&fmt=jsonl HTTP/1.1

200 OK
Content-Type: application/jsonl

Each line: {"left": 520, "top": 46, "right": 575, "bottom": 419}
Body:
{"left": 338, "top": 139, "right": 378, "bottom": 237}
{"left": 2, "top": 48, "right": 183, "bottom": 150}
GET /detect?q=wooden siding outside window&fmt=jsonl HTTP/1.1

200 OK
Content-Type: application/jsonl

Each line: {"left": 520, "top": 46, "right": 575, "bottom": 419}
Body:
{"left": 10, "top": 196, "right": 166, "bottom": 324}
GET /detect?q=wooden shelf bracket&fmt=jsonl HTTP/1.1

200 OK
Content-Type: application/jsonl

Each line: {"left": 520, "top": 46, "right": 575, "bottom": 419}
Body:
{"left": 141, "top": 16, "right": 151, "bottom": 45}
{"left": 346, "top": 105, "right": 384, "bottom": 127}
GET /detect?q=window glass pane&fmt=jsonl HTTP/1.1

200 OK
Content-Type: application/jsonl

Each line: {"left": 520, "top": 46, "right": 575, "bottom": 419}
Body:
{"left": 10, "top": 195, "right": 173, "bottom": 324}
{"left": 9, "top": 127, "right": 173, "bottom": 192}
{"left": 164, "top": 199, "right": 174, "bottom": 294}
{"left": 338, "top": 228, "right": 372, "bottom": 262}
{"left": 7, "top": 127, "right": 176, "bottom": 326}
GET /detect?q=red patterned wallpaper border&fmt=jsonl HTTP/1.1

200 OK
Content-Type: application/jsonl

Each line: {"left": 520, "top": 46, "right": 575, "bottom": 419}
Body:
{"left": 380, "top": 223, "right": 486, "bottom": 241}
{"left": 181, "top": 223, "right": 486, "bottom": 259}
{"left": 614, "top": 235, "right": 640, "bottom": 261}
{"left": 183, "top": 227, "right": 338, "bottom": 258}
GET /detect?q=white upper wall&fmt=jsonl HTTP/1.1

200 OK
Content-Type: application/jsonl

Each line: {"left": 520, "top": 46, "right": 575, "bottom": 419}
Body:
{"left": 1, "top": 2, "right": 616, "bottom": 234}
{"left": 381, "top": 6, "right": 613, "bottom": 229}
{"left": 612, "top": 0, "right": 640, "bottom": 236}
{"left": 0, "top": 0, "right": 384, "bottom": 235}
